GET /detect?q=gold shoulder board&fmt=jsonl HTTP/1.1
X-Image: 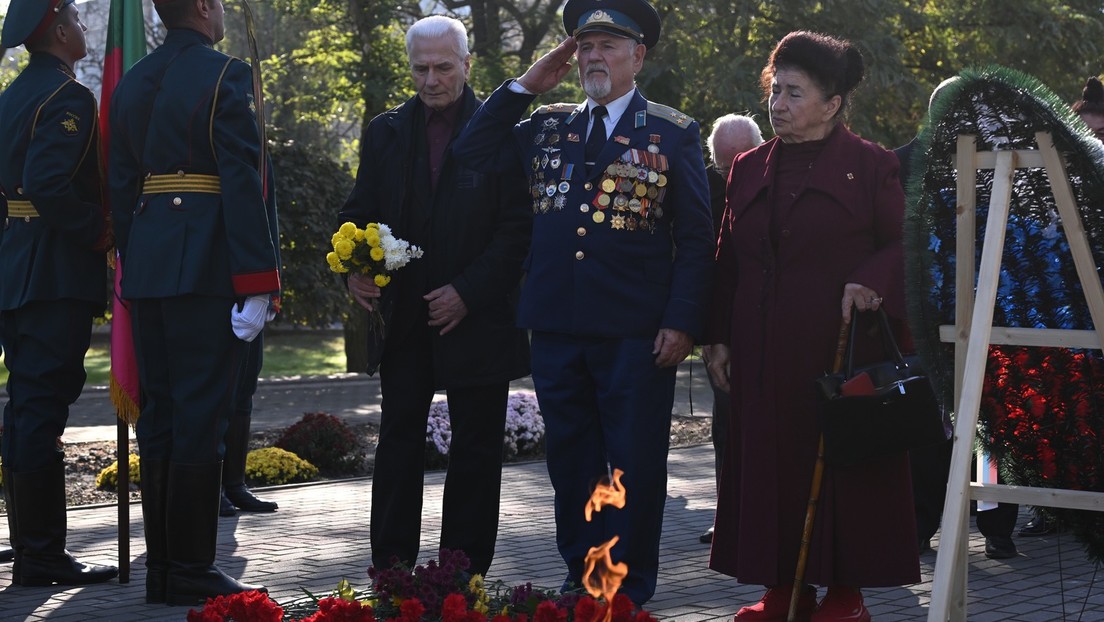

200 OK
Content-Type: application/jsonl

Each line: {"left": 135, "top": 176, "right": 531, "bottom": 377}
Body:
{"left": 646, "top": 102, "right": 694, "bottom": 129}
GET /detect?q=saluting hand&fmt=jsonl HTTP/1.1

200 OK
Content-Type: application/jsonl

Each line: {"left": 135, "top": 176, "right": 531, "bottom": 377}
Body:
{"left": 653, "top": 328, "right": 693, "bottom": 368}
{"left": 348, "top": 273, "right": 381, "bottom": 312}
{"left": 517, "top": 37, "right": 578, "bottom": 95}
{"left": 425, "top": 284, "right": 468, "bottom": 336}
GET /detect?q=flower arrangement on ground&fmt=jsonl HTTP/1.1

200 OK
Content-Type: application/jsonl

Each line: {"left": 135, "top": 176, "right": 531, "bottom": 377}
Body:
{"left": 187, "top": 549, "right": 657, "bottom": 622}
{"left": 426, "top": 391, "right": 545, "bottom": 469}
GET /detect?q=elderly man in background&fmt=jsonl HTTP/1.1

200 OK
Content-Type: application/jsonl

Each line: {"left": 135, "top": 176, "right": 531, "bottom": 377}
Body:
{"left": 700, "top": 113, "right": 763, "bottom": 545}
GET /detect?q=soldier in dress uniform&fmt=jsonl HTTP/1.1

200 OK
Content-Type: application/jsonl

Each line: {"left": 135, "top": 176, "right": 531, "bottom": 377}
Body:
{"left": 0, "top": 0, "right": 117, "bottom": 588}
{"left": 108, "top": 0, "right": 280, "bottom": 606}
{"left": 454, "top": 0, "right": 714, "bottom": 605}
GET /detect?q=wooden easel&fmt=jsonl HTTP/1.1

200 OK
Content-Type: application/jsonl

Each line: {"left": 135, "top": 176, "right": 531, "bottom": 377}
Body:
{"left": 928, "top": 132, "right": 1104, "bottom": 621}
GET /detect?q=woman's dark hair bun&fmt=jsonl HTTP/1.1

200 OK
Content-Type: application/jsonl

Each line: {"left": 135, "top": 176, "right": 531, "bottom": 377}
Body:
{"left": 1073, "top": 76, "right": 1104, "bottom": 114}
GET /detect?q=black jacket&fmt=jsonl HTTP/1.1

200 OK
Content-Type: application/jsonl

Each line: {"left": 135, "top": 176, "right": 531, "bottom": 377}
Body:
{"left": 339, "top": 85, "right": 531, "bottom": 388}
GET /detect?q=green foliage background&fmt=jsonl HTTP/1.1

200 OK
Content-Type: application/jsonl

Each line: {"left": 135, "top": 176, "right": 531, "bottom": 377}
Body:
{"left": 4, "top": 0, "right": 1104, "bottom": 329}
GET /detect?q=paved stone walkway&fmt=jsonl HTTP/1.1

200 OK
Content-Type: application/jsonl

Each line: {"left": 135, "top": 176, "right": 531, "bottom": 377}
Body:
{"left": 2, "top": 364, "right": 1103, "bottom": 620}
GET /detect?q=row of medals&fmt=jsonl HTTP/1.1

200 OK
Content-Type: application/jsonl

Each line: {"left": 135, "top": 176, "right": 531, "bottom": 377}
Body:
{"left": 529, "top": 143, "right": 669, "bottom": 233}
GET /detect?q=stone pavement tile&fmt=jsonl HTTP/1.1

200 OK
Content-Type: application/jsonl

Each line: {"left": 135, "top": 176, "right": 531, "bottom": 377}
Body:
{"left": 3, "top": 445, "right": 1104, "bottom": 621}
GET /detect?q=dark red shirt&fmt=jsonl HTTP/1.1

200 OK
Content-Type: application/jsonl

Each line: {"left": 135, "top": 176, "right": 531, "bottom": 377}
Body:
{"left": 424, "top": 98, "right": 464, "bottom": 191}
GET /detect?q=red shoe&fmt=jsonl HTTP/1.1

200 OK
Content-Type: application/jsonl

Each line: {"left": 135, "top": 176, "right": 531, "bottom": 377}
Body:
{"left": 735, "top": 584, "right": 817, "bottom": 621}
{"left": 811, "top": 587, "right": 871, "bottom": 622}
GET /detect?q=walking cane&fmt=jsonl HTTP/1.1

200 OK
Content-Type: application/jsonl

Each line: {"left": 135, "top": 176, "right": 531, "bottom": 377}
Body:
{"left": 786, "top": 317, "right": 850, "bottom": 622}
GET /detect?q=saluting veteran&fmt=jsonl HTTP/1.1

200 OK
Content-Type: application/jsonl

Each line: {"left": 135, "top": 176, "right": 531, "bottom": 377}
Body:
{"left": 0, "top": 0, "right": 116, "bottom": 589}
{"left": 454, "top": 0, "right": 714, "bottom": 605}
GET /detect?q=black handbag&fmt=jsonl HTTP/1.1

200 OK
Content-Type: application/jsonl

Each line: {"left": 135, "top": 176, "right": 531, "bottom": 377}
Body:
{"left": 814, "top": 306, "right": 952, "bottom": 466}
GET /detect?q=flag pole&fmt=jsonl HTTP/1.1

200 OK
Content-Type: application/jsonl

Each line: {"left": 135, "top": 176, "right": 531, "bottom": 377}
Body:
{"left": 101, "top": 0, "right": 147, "bottom": 585}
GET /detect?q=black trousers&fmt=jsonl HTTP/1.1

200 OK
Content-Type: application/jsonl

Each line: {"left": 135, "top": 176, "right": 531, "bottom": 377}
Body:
{"left": 1, "top": 300, "right": 96, "bottom": 471}
{"left": 131, "top": 295, "right": 241, "bottom": 463}
{"left": 371, "top": 321, "right": 509, "bottom": 576}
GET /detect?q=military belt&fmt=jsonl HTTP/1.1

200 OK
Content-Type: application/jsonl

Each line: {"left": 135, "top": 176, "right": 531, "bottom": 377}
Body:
{"left": 7, "top": 200, "right": 38, "bottom": 218}
{"left": 142, "top": 174, "right": 221, "bottom": 194}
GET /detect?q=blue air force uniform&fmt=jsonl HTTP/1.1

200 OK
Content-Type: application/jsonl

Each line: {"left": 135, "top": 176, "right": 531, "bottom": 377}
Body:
{"left": 108, "top": 27, "right": 278, "bottom": 605}
{"left": 0, "top": 0, "right": 118, "bottom": 588}
{"left": 453, "top": 1, "right": 714, "bottom": 603}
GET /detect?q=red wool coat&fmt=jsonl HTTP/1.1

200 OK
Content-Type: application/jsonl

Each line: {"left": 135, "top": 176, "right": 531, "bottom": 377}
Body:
{"left": 708, "top": 125, "right": 921, "bottom": 587}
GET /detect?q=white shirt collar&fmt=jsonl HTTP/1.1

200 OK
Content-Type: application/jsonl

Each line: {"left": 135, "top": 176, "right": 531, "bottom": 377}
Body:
{"left": 587, "top": 88, "right": 637, "bottom": 138}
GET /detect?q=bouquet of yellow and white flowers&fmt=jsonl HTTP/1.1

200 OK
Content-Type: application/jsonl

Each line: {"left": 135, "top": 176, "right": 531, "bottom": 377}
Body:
{"left": 326, "top": 222, "right": 423, "bottom": 284}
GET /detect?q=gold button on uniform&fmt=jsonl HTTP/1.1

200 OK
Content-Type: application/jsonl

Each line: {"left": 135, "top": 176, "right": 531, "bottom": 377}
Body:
{"left": 580, "top": 203, "right": 590, "bottom": 213}
{"left": 575, "top": 251, "right": 585, "bottom": 260}
{"left": 584, "top": 182, "right": 593, "bottom": 191}
{"left": 16, "top": 187, "right": 24, "bottom": 195}
{"left": 177, "top": 169, "right": 186, "bottom": 177}
{"left": 173, "top": 197, "right": 182, "bottom": 206}
{"left": 576, "top": 227, "right": 587, "bottom": 236}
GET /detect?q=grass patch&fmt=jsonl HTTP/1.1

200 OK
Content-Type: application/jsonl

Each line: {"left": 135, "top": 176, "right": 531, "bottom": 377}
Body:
{"left": 0, "top": 329, "right": 348, "bottom": 388}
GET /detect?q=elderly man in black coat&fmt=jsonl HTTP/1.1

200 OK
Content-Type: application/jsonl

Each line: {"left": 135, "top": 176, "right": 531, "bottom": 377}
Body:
{"left": 338, "top": 15, "right": 531, "bottom": 577}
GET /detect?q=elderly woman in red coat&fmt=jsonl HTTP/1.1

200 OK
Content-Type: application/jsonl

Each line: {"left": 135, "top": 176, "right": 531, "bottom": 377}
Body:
{"left": 704, "top": 31, "right": 920, "bottom": 622}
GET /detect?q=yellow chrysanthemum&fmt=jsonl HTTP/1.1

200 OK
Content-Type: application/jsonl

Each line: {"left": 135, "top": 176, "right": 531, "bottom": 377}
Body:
{"left": 334, "top": 239, "right": 354, "bottom": 260}
{"left": 331, "top": 232, "right": 345, "bottom": 247}
{"left": 469, "top": 574, "right": 489, "bottom": 614}
{"left": 327, "top": 252, "right": 348, "bottom": 274}
{"left": 365, "top": 231, "right": 381, "bottom": 247}
{"left": 354, "top": 228, "right": 366, "bottom": 242}
{"left": 369, "top": 246, "right": 385, "bottom": 261}
{"left": 374, "top": 274, "right": 391, "bottom": 287}
{"left": 365, "top": 222, "right": 379, "bottom": 230}
{"left": 338, "top": 222, "right": 358, "bottom": 239}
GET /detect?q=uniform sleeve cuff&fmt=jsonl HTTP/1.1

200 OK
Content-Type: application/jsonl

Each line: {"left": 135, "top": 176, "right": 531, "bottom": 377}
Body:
{"left": 232, "top": 270, "right": 281, "bottom": 296}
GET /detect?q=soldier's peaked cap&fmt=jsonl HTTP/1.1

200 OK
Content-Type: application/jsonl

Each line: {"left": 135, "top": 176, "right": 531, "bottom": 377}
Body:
{"left": 562, "top": 0, "right": 661, "bottom": 50}
{"left": 1, "top": 0, "right": 75, "bottom": 49}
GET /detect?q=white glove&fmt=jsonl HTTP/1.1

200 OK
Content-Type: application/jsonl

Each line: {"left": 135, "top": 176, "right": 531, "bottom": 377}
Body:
{"left": 231, "top": 295, "right": 270, "bottom": 342}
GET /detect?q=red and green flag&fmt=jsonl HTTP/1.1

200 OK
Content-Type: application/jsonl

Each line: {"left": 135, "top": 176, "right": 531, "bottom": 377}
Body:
{"left": 102, "top": 0, "right": 147, "bottom": 425}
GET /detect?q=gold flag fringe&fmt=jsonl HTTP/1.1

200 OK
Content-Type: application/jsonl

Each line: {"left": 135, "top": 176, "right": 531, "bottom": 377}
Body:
{"left": 110, "top": 375, "right": 140, "bottom": 425}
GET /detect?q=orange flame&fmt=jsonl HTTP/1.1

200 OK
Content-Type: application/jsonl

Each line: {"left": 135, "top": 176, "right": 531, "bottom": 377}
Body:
{"left": 582, "top": 535, "right": 628, "bottom": 620}
{"left": 584, "top": 468, "right": 626, "bottom": 522}
{"left": 580, "top": 468, "right": 629, "bottom": 622}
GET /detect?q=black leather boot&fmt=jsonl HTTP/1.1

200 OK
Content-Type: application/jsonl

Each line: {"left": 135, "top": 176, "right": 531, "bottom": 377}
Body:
{"left": 165, "top": 462, "right": 265, "bottom": 606}
{"left": 12, "top": 463, "right": 118, "bottom": 586}
{"left": 223, "top": 414, "right": 277, "bottom": 513}
{"left": 2, "top": 466, "right": 19, "bottom": 581}
{"left": 219, "top": 490, "right": 237, "bottom": 517}
{"left": 140, "top": 458, "right": 170, "bottom": 603}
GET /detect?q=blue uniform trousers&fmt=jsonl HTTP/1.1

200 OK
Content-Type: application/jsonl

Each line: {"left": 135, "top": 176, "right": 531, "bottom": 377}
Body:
{"left": 131, "top": 296, "right": 241, "bottom": 463}
{"left": 371, "top": 316, "right": 510, "bottom": 576}
{"left": 1, "top": 300, "right": 96, "bottom": 471}
{"left": 530, "top": 330, "right": 675, "bottom": 605}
